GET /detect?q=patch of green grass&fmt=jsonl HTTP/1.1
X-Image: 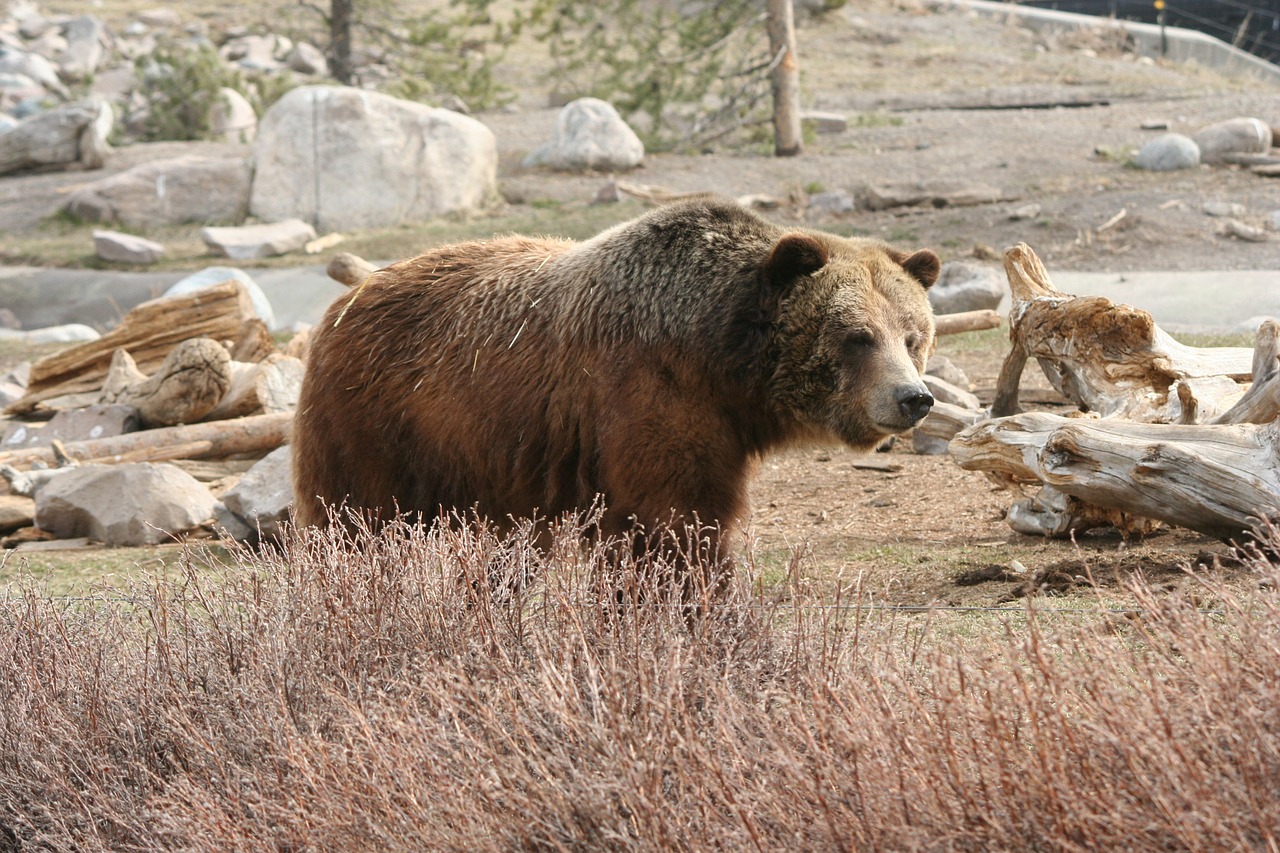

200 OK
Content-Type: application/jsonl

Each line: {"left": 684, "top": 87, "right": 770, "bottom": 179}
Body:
{"left": 0, "top": 542, "right": 233, "bottom": 598}
{"left": 852, "top": 111, "right": 904, "bottom": 128}
{"left": 803, "top": 181, "right": 825, "bottom": 195}
{"left": 936, "top": 325, "right": 1009, "bottom": 353}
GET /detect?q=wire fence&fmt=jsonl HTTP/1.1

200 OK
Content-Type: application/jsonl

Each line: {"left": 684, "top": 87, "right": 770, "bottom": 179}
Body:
{"left": 1022, "top": 0, "right": 1280, "bottom": 60}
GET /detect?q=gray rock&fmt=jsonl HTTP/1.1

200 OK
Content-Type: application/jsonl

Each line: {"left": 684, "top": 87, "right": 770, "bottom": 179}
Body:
{"left": 287, "top": 42, "right": 328, "bottom": 76}
{"left": 27, "top": 28, "right": 69, "bottom": 61}
{"left": 926, "top": 354, "right": 972, "bottom": 392}
{"left": 219, "top": 445, "right": 293, "bottom": 542}
{"left": 251, "top": 85, "right": 497, "bottom": 232}
{"left": 912, "top": 431, "right": 951, "bottom": 456}
{"left": 137, "top": 8, "right": 182, "bottom": 28}
{"left": 0, "top": 98, "right": 112, "bottom": 175}
{"left": 1269, "top": 210, "right": 1280, "bottom": 231}
{"left": 1192, "top": 118, "right": 1272, "bottom": 165}
{"left": 1238, "top": 315, "right": 1279, "bottom": 333}
{"left": 928, "top": 260, "right": 1006, "bottom": 315}
{"left": 208, "top": 86, "right": 256, "bottom": 143}
{"left": 1008, "top": 202, "right": 1041, "bottom": 221}
{"left": 523, "top": 97, "right": 644, "bottom": 172}
{"left": 0, "top": 323, "right": 101, "bottom": 344}
{"left": 93, "top": 229, "right": 165, "bottom": 263}
{"left": 164, "top": 266, "right": 275, "bottom": 329}
{"left": 1134, "top": 133, "right": 1200, "bottom": 171}
{"left": 923, "top": 374, "right": 981, "bottom": 411}
{"left": 0, "top": 47, "right": 67, "bottom": 96}
{"left": 65, "top": 154, "right": 251, "bottom": 227}
{"left": 201, "top": 219, "right": 316, "bottom": 260}
{"left": 35, "top": 463, "right": 216, "bottom": 546}
{"left": 220, "top": 34, "right": 285, "bottom": 71}
{"left": 800, "top": 110, "right": 847, "bottom": 133}
{"left": 1202, "top": 200, "right": 1246, "bottom": 218}
{"left": 0, "top": 112, "right": 16, "bottom": 135}
{"left": 57, "top": 15, "right": 106, "bottom": 82}
{"left": 808, "top": 189, "right": 854, "bottom": 214}
{"left": 213, "top": 502, "right": 254, "bottom": 543}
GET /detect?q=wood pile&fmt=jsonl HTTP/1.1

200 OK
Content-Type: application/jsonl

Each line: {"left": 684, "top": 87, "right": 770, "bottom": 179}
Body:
{"left": 0, "top": 279, "right": 299, "bottom": 485}
{"left": 949, "top": 243, "right": 1279, "bottom": 542}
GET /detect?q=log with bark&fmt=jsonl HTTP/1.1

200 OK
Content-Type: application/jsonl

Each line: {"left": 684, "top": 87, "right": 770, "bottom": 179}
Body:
{"left": 991, "top": 243, "right": 1252, "bottom": 422}
{"left": 8, "top": 280, "right": 260, "bottom": 415}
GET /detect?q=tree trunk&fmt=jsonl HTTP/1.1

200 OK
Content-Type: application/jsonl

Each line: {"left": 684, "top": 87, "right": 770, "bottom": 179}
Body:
{"left": 330, "top": 0, "right": 354, "bottom": 85}
{"left": 765, "top": 0, "right": 802, "bottom": 157}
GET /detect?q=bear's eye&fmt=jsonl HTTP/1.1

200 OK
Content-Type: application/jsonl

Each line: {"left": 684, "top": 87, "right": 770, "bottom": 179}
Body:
{"left": 906, "top": 332, "right": 923, "bottom": 351}
{"left": 844, "top": 329, "right": 875, "bottom": 355}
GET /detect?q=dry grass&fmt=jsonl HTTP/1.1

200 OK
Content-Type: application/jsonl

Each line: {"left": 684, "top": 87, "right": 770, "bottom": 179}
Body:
{"left": 2, "top": 514, "right": 1280, "bottom": 850}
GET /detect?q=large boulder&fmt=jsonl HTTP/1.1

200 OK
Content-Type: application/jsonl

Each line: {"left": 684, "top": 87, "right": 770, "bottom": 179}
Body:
{"left": 928, "top": 261, "right": 1006, "bottom": 315}
{"left": 65, "top": 154, "right": 251, "bottom": 227}
{"left": 163, "top": 267, "right": 275, "bottom": 329}
{"left": 0, "top": 98, "right": 112, "bottom": 175}
{"left": 35, "top": 463, "right": 216, "bottom": 546}
{"left": 523, "top": 97, "right": 644, "bottom": 172}
{"left": 250, "top": 85, "right": 497, "bottom": 232}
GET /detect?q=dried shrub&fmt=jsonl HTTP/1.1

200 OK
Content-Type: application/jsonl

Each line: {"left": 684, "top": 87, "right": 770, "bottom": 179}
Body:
{"left": 2, "top": 516, "right": 1280, "bottom": 849}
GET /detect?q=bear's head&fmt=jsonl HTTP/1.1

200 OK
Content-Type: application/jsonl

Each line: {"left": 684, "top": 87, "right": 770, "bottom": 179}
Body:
{"left": 763, "top": 232, "right": 940, "bottom": 449}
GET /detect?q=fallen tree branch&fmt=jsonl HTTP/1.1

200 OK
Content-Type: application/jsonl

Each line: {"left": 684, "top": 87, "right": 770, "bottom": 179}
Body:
{"left": 953, "top": 412, "right": 1280, "bottom": 541}
{"left": 0, "top": 412, "right": 292, "bottom": 471}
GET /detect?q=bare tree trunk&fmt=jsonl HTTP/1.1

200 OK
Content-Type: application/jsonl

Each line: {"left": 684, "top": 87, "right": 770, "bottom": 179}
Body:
{"left": 330, "top": 0, "right": 354, "bottom": 85}
{"left": 765, "top": 0, "right": 802, "bottom": 157}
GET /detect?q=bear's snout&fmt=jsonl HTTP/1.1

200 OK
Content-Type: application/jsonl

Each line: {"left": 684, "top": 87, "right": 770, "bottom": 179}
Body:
{"left": 894, "top": 385, "right": 934, "bottom": 425}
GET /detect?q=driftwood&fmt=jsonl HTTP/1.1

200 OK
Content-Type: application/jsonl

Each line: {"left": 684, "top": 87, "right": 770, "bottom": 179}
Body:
{"left": 8, "top": 280, "right": 259, "bottom": 415}
{"left": 935, "top": 309, "right": 1001, "bottom": 337}
{"left": 0, "top": 412, "right": 292, "bottom": 471}
{"left": 100, "top": 338, "right": 232, "bottom": 427}
{"left": 991, "top": 243, "right": 1252, "bottom": 422}
{"left": 205, "top": 354, "right": 304, "bottom": 421}
{"left": 327, "top": 252, "right": 378, "bottom": 287}
{"left": 952, "top": 412, "right": 1280, "bottom": 541}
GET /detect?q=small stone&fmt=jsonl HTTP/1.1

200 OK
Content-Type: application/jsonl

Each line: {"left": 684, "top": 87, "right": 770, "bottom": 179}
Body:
{"left": 1007, "top": 203, "right": 1041, "bottom": 221}
{"left": 1202, "top": 200, "right": 1246, "bottom": 218}
{"left": 287, "top": 42, "right": 328, "bottom": 76}
{"left": 1134, "top": 133, "right": 1200, "bottom": 171}
{"left": 923, "top": 374, "right": 981, "bottom": 411}
{"left": 93, "top": 229, "right": 165, "bottom": 263}
{"left": 912, "top": 432, "right": 950, "bottom": 456}
{"left": 1216, "top": 219, "right": 1267, "bottom": 242}
{"left": 592, "top": 180, "right": 620, "bottom": 204}
{"left": 800, "top": 110, "right": 847, "bottom": 134}
{"left": 1140, "top": 119, "right": 1170, "bottom": 130}
{"left": 201, "top": 219, "right": 317, "bottom": 259}
{"left": 808, "top": 189, "right": 854, "bottom": 214}
{"left": 1192, "top": 117, "right": 1272, "bottom": 165}
{"left": 138, "top": 8, "right": 182, "bottom": 28}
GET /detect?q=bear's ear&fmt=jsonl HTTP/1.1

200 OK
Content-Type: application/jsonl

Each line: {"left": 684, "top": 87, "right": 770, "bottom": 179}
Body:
{"left": 763, "top": 234, "right": 828, "bottom": 288}
{"left": 890, "top": 248, "right": 941, "bottom": 290}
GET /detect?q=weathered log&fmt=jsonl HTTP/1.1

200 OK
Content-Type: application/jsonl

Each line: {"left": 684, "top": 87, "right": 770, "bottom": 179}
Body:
{"left": 934, "top": 309, "right": 1001, "bottom": 337}
{"left": 0, "top": 412, "right": 291, "bottom": 471}
{"left": 1213, "top": 320, "right": 1280, "bottom": 425}
{"left": 100, "top": 338, "right": 232, "bottom": 427}
{"left": 8, "top": 280, "right": 258, "bottom": 415}
{"left": 953, "top": 412, "right": 1280, "bottom": 541}
{"left": 327, "top": 252, "right": 379, "bottom": 287}
{"left": 991, "top": 243, "right": 1252, "bottom": 422}
{"left": 205, "top": 354, "right": 304, "bottom": 421}
{"left": 229, "top": 318, "right": 276, "bottom": 363}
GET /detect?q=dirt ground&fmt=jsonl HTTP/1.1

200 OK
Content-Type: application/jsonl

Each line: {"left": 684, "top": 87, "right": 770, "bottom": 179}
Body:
{"left": 3, "top": 0, "right": 1275, "bottom": 601}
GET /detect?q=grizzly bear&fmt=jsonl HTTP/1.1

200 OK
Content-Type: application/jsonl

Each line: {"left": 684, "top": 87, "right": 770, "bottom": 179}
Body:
{"left": 292, "top": 198, "right": 939, "bottom": 563}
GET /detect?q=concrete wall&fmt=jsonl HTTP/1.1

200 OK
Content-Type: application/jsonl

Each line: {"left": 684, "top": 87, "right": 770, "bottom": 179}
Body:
{"left": 935, "top": 0, "right": 1280, "bottom": 86}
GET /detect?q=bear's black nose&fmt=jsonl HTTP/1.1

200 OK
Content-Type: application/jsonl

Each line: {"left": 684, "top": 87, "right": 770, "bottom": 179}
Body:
{"left": 896, "top": 389, "right": 934, "bottom": 424}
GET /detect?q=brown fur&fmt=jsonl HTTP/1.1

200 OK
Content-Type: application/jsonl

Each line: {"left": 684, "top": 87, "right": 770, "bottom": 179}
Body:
{"left": 292, "top": 198, "right": 938, "bottom": 558}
